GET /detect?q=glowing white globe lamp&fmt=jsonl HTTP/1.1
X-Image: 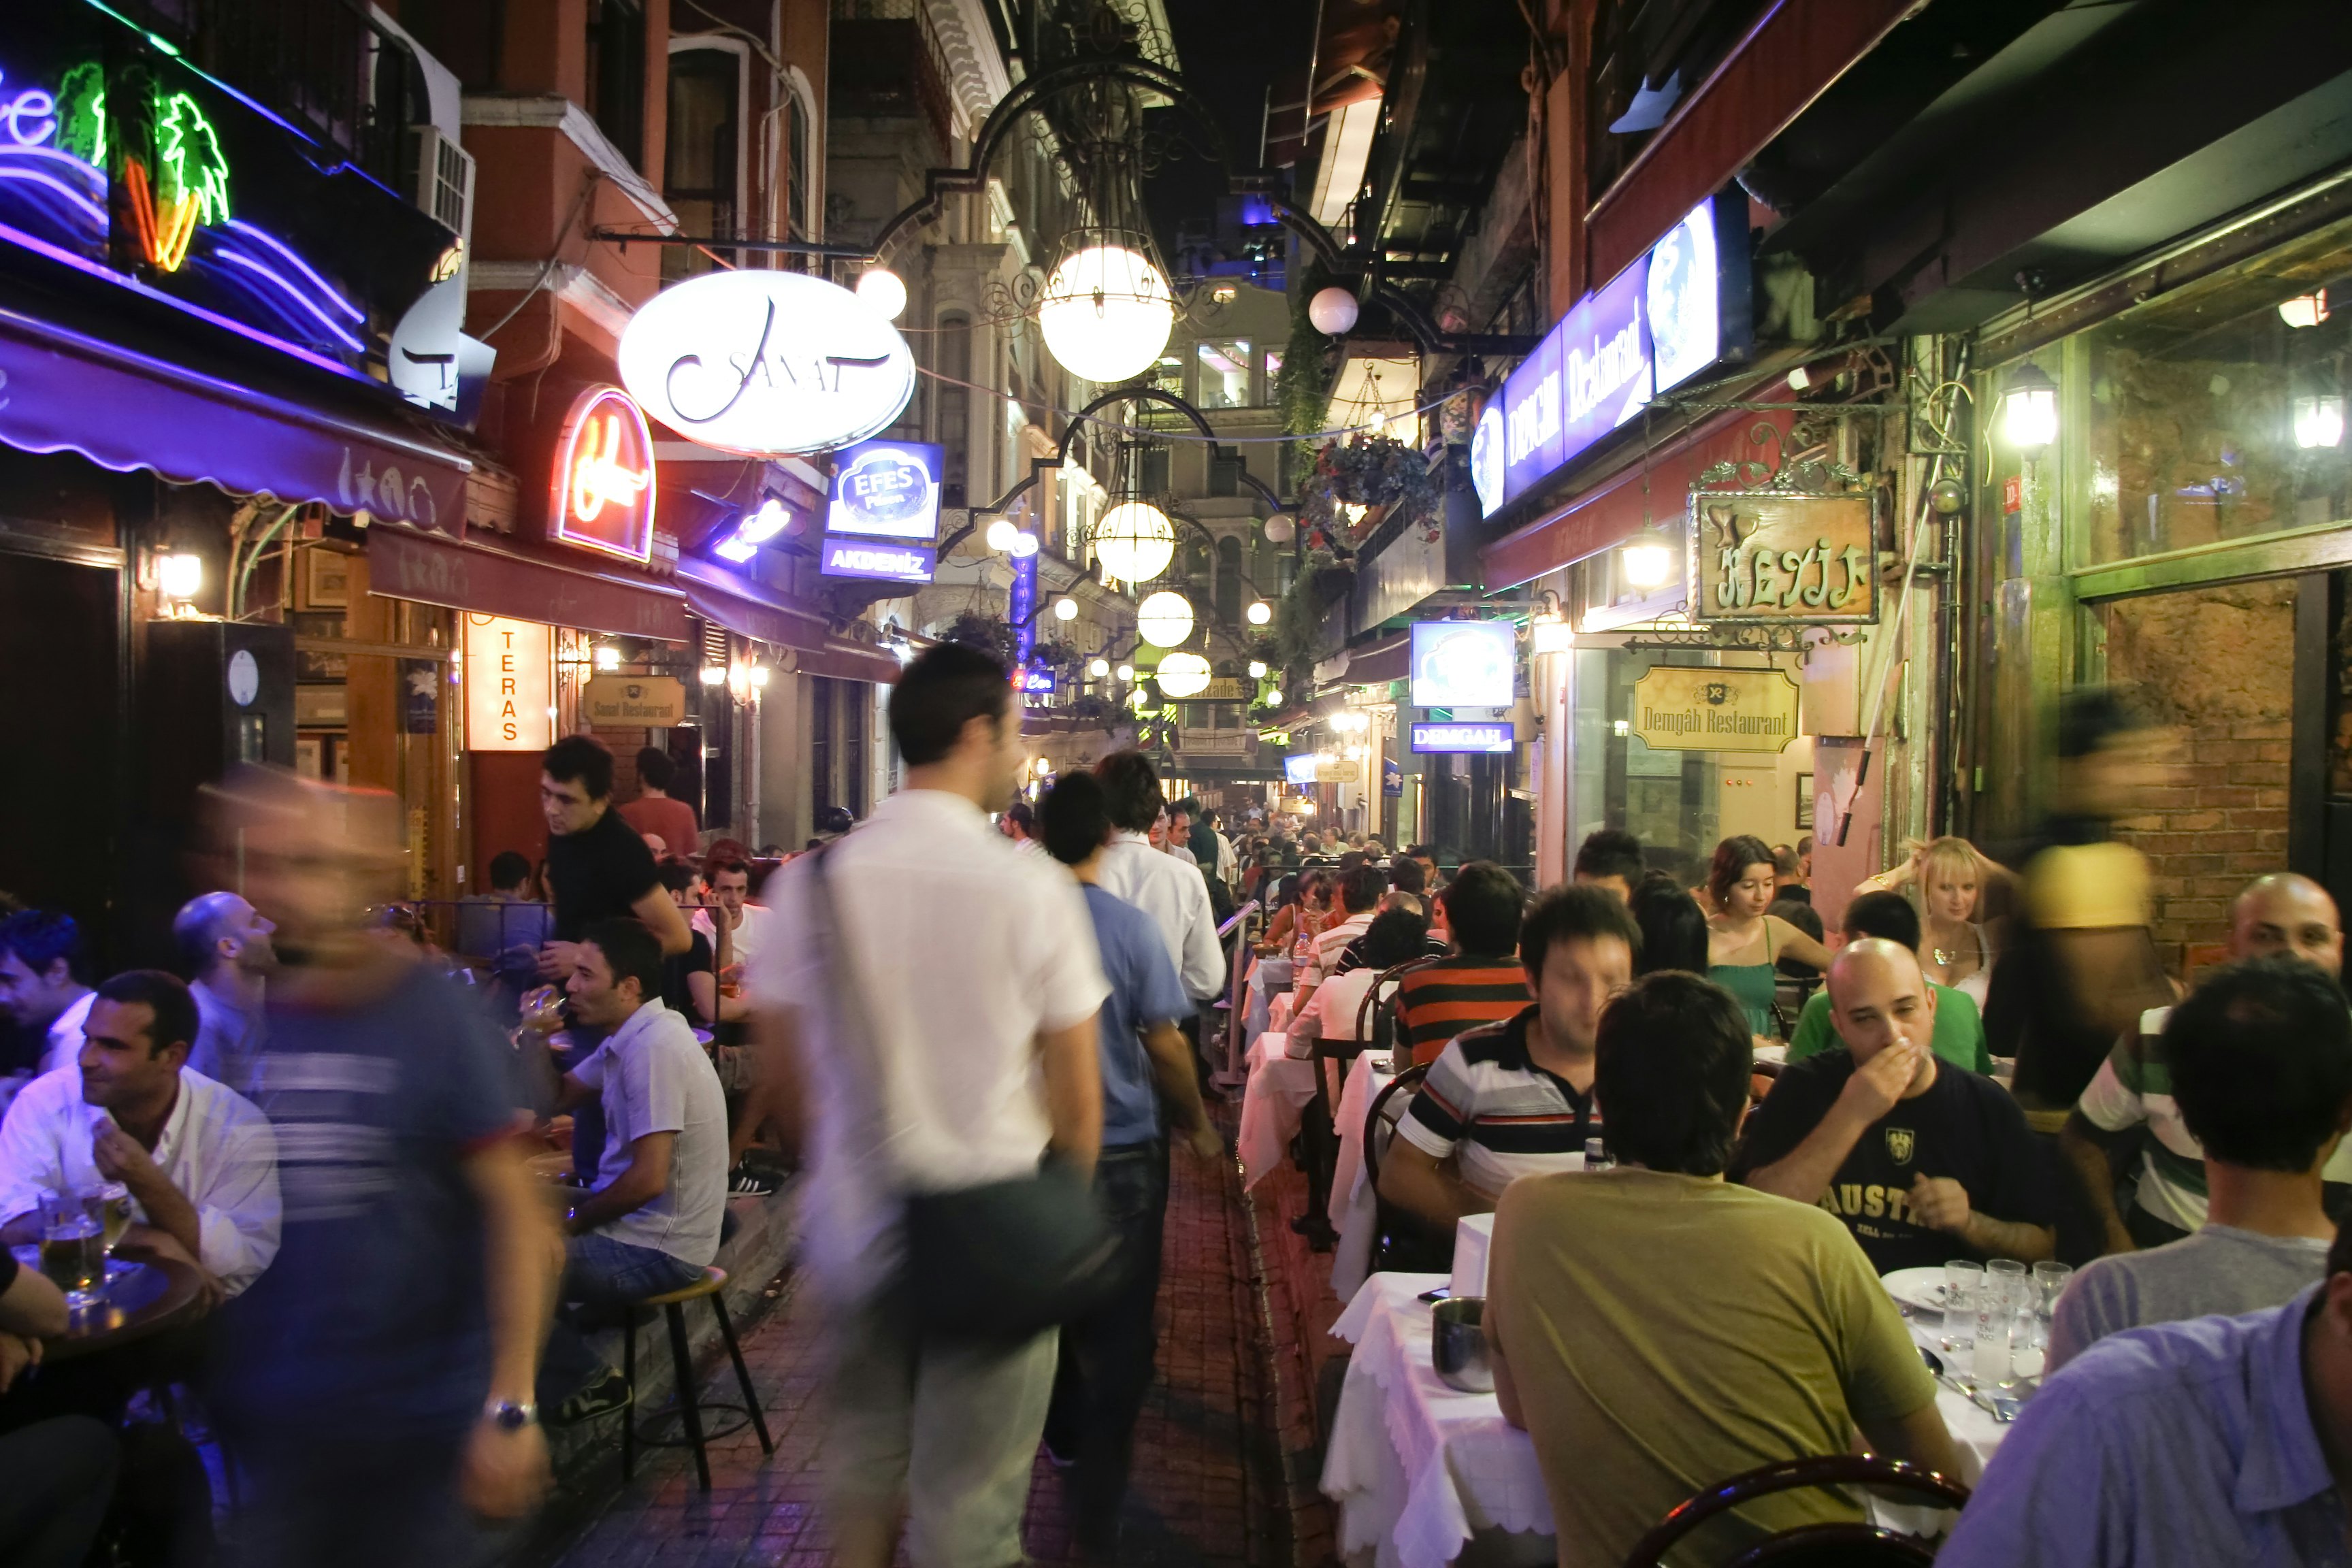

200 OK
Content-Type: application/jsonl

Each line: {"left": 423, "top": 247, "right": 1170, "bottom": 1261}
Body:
{"left": 1115, "top": 663, "right": 1134, "bottom": 683}
{"left": 1092, "top": 500, "right": 1175, "bottom": 582}
{"left": 1247, "top": 660, "right": 1267, "bottom": 679}
{"left": 1264, "top": 688, "right": 1283, "bottom": 707}
{"left": 1036, "top": 244, "right": 1175, "bottom": 383}
{"left": 985, "top": 517, "right": 1020, "bottom": 552}
{"left": 1054, "top": 595, "right": 1079, "bottom": 621}
{"left": 855, "top": 267, "right": 908, "bottom": 321}
{"left": 1620, "top": 525, "right": 1679, "bottom": 591}
{"left": 1088, "top": 657, "right": 1111, "bottom": 679}
{"left": 1136, "top": 591, "right": 1194, "bottom": 649}
{"left": 1307, "top": 287, "right": 1360, "bottom": 336}
{"left": 1262, "top": 512, "right": 1296, "bottom": 545}
{"left": 1156, "top": 652, "right": 1212, "bottom": 698}
{"left": 1245, "top": 599, "right": 1273, "bottom": 625}
{"left": 1011, "top": 531, "right": 1041, "bottom": 558}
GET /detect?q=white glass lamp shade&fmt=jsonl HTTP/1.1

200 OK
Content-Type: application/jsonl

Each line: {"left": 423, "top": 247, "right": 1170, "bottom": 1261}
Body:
{"left": 1115, "top": 664, "right": 1134, "bottom": 683}
{"left": 2293, "top": 395, "right": 2345, "bottom": 450}
{"left": 1136, "top": 590, "right": 1194, "bottom": 649}
{"left": 1156, "top": 651, "right": 1212, "bottom": 697}
{"left": 1088, "top": 657, "right": 1111, "bottom": 679}
{"left": 1307, "top": 287, "right": 1360, "bottom": 336}
{"left": 856, "top": 267, "right": 908, "bottom": 321}
{"left": 985, "top": 517, "right": 1020, "bottom": 553}
{"left": 1262, "top": 512, "right": 1296, "bottom": 545}
{"left": 1093, "top": 501, "right": 1175, "bottom": 581}
{"left": 1245, "top": 600, "right": 1272, "bottom": 625}
{"left": 2002, "top": 363, "right": 2059, "bottom": 455}
{"left": 1621, "top": 527, "right": 1679, "bottom": 590}
{"left": 1011, "top": 531, "right": 1041, "bottom": 558}
{"left": 1247, "top": 659, "right": 1267, "bottom": 679}
{"left": 1264, "top": 688, "right": 1283, "bottom": 707}
{"left": 1037, "top": 244, "right": 1175, "bottom": 383}
{"left": 1054, "top": 595, "right": 1079, "bottom": 621}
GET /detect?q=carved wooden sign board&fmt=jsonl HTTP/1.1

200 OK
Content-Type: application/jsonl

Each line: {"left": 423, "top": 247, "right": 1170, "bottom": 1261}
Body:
{"left": 1689, "top": 490, "right": 1879, "bottom": 625}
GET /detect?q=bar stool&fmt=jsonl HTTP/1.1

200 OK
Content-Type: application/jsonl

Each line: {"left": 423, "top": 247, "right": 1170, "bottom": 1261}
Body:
{"left": 620, "top": 1266, "right": 774, "bottom": 1490}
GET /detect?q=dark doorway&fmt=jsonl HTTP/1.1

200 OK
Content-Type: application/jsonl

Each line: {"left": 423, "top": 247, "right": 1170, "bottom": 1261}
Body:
{"left": 0, "top": 554, "right": 120, "bottom": 936}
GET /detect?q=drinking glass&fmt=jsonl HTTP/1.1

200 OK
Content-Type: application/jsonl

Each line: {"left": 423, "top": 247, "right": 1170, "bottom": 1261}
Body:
{"left": 1942, "top": 1260, "right": 1984, "bottom": 1350}
{"left": 37, "top": 1188, "right": 103, "bottom": 1307}
{"left": 2029, "top": 1260, "right": 2074, "bottom": 1356}
{"left": 1976, "top": 1260, "right": 2029, "bottom": 1384}
{"left": 88, "top": 1182, "right": 133, "bottom": 1264}
{"left": 1583, "top": 1137, "right": 1612, "bottom": 1173}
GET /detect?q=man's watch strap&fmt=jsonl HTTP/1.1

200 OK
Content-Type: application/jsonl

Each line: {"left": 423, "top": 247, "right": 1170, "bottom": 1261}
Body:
{"left": 485, "top": 1398, "right": 538, "bottom": 1430}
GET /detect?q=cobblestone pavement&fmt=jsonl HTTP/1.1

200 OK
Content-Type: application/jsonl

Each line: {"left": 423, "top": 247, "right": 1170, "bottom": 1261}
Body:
{"left": 534, "top": 1113, "right": 1320, "bottom": 1568}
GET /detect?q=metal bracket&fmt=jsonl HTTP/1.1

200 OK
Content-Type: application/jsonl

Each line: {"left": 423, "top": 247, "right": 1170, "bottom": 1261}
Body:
{"left": 1616, "top": 622, "right": 1869, "bottom": 666}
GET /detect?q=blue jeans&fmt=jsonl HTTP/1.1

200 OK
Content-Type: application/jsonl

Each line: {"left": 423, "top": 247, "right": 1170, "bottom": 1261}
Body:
{"left": 538, "top": 1231, "right": 704, "bottom": 1407}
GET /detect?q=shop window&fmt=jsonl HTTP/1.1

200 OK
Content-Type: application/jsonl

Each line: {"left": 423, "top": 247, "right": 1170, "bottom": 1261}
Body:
{"left": 586, "top": 0, "right": 647, "bottom": 169}
{"left": 787, "top": 95, "right": 813, "bottom": 239}
{"left": 664, "top": 48, "right": 740, "bottom": 279}
{"left": 1209, "top": 451, "right": 1243, "bottom": 497}
{"left": 2072, "top": 211, "right": 2352, "bottom": 567}
{"left": 1139, "top": 446, "right": 1171, "bottom": 496}
{"left": 1198, "top": 340, "right": 1253, "bottom": 408}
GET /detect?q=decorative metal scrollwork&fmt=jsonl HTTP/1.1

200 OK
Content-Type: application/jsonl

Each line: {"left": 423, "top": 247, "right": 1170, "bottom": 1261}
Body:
{"left": 1617, "top": 621, "right": 1869, "bottom": 666}
{"left": 1692, "top": 421, "right": 1868, "bottom": 495}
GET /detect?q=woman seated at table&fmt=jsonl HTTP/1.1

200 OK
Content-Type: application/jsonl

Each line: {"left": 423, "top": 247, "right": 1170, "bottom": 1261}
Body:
{"left": 1856, "top": 836, "right": 2010, "bottom": 1007}
{"left": 1287, "top": 909, "right": 1431, "bottom": 1062}
{"left": 1256, "top": 871, "right": 1329, "bottom": 958}
{"left": 1705, "top": 835, "right": 1831, "bottom": 1039}
{"left": 0, "top": 1250, "right": 120, "bottom": 1566}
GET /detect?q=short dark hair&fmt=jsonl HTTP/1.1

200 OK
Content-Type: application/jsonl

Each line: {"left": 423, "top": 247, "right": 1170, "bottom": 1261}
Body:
{"left": 1629, "top": 877, "right": 1709, "bottom": 975}
{"left": 1338, "top": 864, "right": 1386, "bottom": 914}
{"left": 1595, "top": 972, "right": 1752, "bottom": 1175}
{"left": 1039, "top": 772, "right": 1113, "bottom": 867}
{"left": 889, "top": 643, "right": 1010, "bottom": 767}
{"left": 489, "top": 851, "right": 532, "bottom": 892}
{"left": 1389, "top": 856, "right": 1428, "bottom": 896}
{"left": 1094, "top": 750, "right": 1166, "bottom": 834}
{"left": 702, "top": 858, "right": 749, "bottom": 886}
{"left": 95, "top": 969, "right": 199, "bottom": 1060}
{"left": 1842, "top": 890, "right": 1921, "bottom": 952}
{"left": 657, "top": 863, "right": 696, "bottom": 894}
{"left": 583, "top": 917, "right": 666, "bottom": 1006}
{"left": 1362, "top": 907, "right": 1432, "bottom": 970}
{"left": 0, "top": 910, "right": 83, "bottom": 984}
{"left": 1573, "top": 829, "right": 1644, "bottom": 887}
{"left": 636, "top": 746, "right": 675, "bottom": 791}
{"left": 1441, "top": 862, "right": 1524, "bottom": 958}
{"left": 1520, "top": 883, "right": 1642, "bottom": 981}
{"left": 1708, "top": 834, "right": 1778, "bottom": 909}
{"left": 1405, "top": 844, "right": 1437, "bottom": 863}
{"left": 1338, "top": 851, "right": 1367, "bottom": 872}
{"left": 544, "top": 734, "right": 615, "bottom": 800}
{"left": 816, "top": 806, "right": 856, "bottom": 836}
{"left": 1002, "top": 800, "right": 1036, "bottom": 833}
{"left": 2168, "top": 956, "right": 2352, "bottom": 1172}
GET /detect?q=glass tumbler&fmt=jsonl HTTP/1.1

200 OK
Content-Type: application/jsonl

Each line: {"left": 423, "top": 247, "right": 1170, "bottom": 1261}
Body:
{"left": 1584, "top": 1137, "right": 1612, "bottom": 1173}
{"left": 1942, "top": 1260, "right": 1984, "bottom": 1350}
{"left": 1976, "top": 1260, "right": 2029, "bottom": 1384}
{"left": 2029, "top": 1261, "right": 2074, "bottom": 1357}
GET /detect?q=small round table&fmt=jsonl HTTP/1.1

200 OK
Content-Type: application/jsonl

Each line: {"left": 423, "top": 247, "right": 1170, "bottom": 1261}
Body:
{"left": 35, "top": 1251, "right": 206, "bottom": 1362}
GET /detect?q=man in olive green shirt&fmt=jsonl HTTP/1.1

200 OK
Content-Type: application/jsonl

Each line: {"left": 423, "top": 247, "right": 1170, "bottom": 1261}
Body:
{"left": 1489, "top": 972, "right": 1957, "bottom": 1568}
{"left": 1785, "top": 891, "right": 1991, "bottom": 1073}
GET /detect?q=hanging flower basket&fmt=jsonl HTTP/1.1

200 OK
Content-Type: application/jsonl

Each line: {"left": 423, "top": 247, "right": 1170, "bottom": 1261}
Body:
{"left": 1302, "top": 434, "right": 1442, "bottom": 544}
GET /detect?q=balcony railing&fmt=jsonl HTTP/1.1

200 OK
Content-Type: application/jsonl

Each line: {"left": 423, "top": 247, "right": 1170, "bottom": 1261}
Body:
{"left": 172, "top": 0, "right": 426, "bottom": 195}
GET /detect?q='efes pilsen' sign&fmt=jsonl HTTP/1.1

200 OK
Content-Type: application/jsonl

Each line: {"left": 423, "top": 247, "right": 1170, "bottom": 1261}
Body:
{"left": 0, "top": 7, "right": 454, "bottom": 382}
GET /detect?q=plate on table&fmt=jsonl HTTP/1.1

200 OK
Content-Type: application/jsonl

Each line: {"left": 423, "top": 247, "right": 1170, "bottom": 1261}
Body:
{"left": 1881, "top": 1267, "right": 1951, "bottom": 1314}
{"left": 1753, "top": 1043, "right": 1788, "bottom": 1066}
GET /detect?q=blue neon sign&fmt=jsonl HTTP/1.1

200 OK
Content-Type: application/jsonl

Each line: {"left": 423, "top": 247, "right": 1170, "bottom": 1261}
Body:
{"left": 819, "top": 537, "right": 935, "bottom": 583}
{"left": 1411, "top": 722, "right": 1516, "bottom": 755}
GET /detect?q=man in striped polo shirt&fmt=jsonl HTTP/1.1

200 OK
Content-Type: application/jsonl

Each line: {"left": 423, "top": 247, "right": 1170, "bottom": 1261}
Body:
{"left": 1394, "top": 862, "right": 1535, "bottom": 1068}
{"left": 1380, "top": 885, "right": 1637, "bottom": 1239}
{"left": 2063, "top": 872, "right": 2346, "bottom": 1252}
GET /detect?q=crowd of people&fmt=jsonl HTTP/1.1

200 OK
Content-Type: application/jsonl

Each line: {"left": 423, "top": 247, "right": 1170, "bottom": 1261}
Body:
{"left": 4, "top": 648, "right": 2352, "bottom": 1567}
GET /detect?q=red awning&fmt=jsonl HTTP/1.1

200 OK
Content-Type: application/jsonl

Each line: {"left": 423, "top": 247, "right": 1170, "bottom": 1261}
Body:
{"left": 365, "top": 525, "right": 691, "bottom": 642}
{"left": 1337, "top": 633, "right": 1412, "bottom": 688}
{"left": 1480, "top": 407, "right": 1795, "bottom": 590}
{"left": 676, "top": 559, "right": 901, "bottom": 685}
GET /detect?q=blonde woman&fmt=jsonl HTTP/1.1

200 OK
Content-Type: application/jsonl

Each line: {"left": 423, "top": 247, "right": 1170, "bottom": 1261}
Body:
{"left": 1705, "top": 834, "right": 1832, "bottom": 1036}
{"left": 1855, "top": 836, "right": 2009, "bottom": 1006}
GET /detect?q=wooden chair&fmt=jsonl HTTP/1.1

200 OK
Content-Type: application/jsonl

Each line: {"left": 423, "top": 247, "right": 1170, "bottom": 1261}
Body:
{"left": 620, "top": 1266, "right": 774, "bottom": 1491}
{"left": 1362, "top": 1064, "right": 1453, "bottom": 1275}
{"left": 1618, "top": 1455, "right": 1971, "bottom": 1568}
{"left": 1294, "top": 961, "right": 1431, "bottom": 1249}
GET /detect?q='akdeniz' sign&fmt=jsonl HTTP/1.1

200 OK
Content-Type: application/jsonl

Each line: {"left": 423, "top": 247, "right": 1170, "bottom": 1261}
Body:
{"left": 619, "top": 271, "right": 916, "bottom": 456}
{"left": 1484, "top": 193, "right": 1749, "bottom": 515}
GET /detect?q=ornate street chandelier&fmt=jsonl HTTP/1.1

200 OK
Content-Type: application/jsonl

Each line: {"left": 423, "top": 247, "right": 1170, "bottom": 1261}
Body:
{"left": 1033, "top": 71, "right": 1173, "bottom": 385}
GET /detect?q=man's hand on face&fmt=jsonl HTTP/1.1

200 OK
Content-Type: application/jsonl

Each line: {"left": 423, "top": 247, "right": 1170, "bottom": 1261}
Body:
{"left": 1837, "top": 1036, "right": 1923, "bottom": 1124}
{"left": 1909, "top": 1173, "right": 1974, "bottom": 1236}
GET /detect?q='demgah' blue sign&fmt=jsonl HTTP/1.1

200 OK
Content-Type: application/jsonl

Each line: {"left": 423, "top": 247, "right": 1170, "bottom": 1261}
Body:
{"left": 1411, "top": 721, "right": 1516, "bottom": 755}
{"left": 827, "top": 438, "right": 943, "bottom": 540}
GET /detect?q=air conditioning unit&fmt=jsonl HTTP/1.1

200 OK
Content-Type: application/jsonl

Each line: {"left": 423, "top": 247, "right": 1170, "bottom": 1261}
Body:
{"left": 412, "top": 125, "right": 476, "bottom": 244}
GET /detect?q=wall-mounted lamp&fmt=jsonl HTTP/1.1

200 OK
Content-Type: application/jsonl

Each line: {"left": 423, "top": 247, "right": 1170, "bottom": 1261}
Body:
{"left": 712, "top": 497, "right": 792, "bottom": 564}
{"left": 2001, "top": 362, "right": 2060, "bottom": 458}
{"left": 698, "top": 665, "right": 727, "bottom": 687}
{"left": 593, "top": 644, "right": 622, "bottom": 671}
{"left": 2293, "top": 394, "right": 2346, "bottom": 450}
{"left": 158, "top": 551, "right": 203, "bottom": 606}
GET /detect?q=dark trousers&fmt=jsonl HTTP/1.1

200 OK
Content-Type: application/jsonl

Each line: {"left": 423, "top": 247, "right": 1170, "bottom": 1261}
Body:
{"left": 1043, "top": 1138, "right": 1170, "bottom": 1548}
{"left": 0, "top": 1416, "right": 118, "bottom": 1567}
{"left": 225, "top": 1431, "right": 475, "bottom": 1568}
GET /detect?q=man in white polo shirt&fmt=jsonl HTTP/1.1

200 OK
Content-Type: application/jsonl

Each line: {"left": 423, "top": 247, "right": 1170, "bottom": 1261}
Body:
{"left": 1092, "top": 749, "right": 1224, "bottom": 1004}
{"left": 0, "top": 910, "right": 96, "bottom": 1082}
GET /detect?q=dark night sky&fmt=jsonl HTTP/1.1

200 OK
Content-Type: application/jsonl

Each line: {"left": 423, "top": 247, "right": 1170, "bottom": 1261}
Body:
{"left": 1143, "top": 0, "right": 1318, "bottom": 257}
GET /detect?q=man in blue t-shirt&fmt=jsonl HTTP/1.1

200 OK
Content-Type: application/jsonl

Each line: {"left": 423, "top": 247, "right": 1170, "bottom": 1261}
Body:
{"left": 1034, "top": 772, "right": 1220, "bottom": 1556}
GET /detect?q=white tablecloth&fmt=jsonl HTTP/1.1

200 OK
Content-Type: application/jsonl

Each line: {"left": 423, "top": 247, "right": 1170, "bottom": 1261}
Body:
{"left": 1237, "top": 1031, "right": 1318, "bottom": 1190}
{"left": 1323, "top": 1272, "right": 2010, "bottom": 1568}
{"left": 1329, "top": 1054, "right": 1397, "bottom": 1301}
{"left": 1243, "top": 956, "right": 1294, "bottom": 1047}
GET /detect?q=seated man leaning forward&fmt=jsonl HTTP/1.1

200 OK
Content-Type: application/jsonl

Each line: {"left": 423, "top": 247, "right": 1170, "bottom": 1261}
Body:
{"left": 531, "top": 918, "right": 730, "bottom": 1422}
{"left": 1734, "top": 938, "right": 2055, "bottom": 1273}
{"left": 0, "top": 969, "right": 280, "bottom": 1302}
{"left": 1378, "top": 885, "right": 1635, "bottom": 1236}
{"left": 1488, "top": 972, "right": 1960, "bottom": 1568}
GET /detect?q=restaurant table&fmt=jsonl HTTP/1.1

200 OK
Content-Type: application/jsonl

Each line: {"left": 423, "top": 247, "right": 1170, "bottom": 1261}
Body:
{"left": 11, "top": 1246, "right": 207, "bottom": 1363}
{"left": 1324, "top": 1271, "right": 2011, "bottom": 1568}
{"left": 1328, "top": 1054, "right": 1398, "bottom": 1300}
{"left": 1243, "top": 956, "right": 1294, "bottom": 1048}
{"left": 1237, "top": 1032, "right": 1319, "bottom": 1190}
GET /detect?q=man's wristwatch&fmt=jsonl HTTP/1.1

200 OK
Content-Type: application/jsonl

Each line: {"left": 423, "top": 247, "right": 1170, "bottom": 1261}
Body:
{"left": 485, "top": 1398, "right": 538, "bottom": 1431}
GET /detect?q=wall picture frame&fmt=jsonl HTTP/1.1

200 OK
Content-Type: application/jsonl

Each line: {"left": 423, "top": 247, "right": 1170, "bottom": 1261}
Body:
{"left": 302, "top": 549, "right": 352, "bottom": 609}
{"left": 1795, "top": 772, "right": 1815, "bottom": 830}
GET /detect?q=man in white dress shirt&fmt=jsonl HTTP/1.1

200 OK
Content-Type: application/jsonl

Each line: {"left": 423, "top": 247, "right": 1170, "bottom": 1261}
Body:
{"left": 749, "top": 644, "right": 1108, "bottom": 1568}
{"left": 691, "top": 856, "right": 769, "bottom": 998}
{"left": 0, "top": 909, "right": 96, "bottom": 1081}
{"left": 0, "top": 969, "right": 279, "bottom": 1301}
{"left": 1092, "top": 750, "right": 1225, "bottom": 1004}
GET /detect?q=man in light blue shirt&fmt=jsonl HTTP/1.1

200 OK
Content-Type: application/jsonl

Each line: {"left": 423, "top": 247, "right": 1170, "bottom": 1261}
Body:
{"left": 1036, "top": 771, "right": 1220, "bottom": 1558}
{"left": 1942, "top": 1258, "right": 2352, "bottom": 1567}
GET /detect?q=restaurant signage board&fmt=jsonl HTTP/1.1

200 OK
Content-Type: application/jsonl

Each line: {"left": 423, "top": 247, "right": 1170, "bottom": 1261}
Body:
{"left": 819, "top": 537, "right": 934, "bottom": 584}
{"left": 549, "top": 385, "right": 656, "bottom": 563}
{"left": 583, "top": 674, "right": 687, "bottom": 726}
{"left": 1690, "top": 489, "right": 1878, "bottom": 624}
{"left": 618, "top": 270, "right": 916, "bottom": 456}
{"left": 1488, "top": 193, "right": 1751, "bottom": 515}
{"left": 827, "top": 439, "right": 943, "bottom": 540}
{"left": 1411, "top": 721, "right": 1516, "bottom": 754}
{"left": 1631, "top": 666, "right": 1800, "bottom": 753}
{"left": 1283, "top": 753, "right": 1318, "bottom": 785}
{"left": 463, "top": 615, "right": 552, "bottom": 751}
{"left": 1019, "top": 667, "right": 1057, "bottom": 694}
{"left": 1410, "top": 620, "right": 1517, "bottom": 709}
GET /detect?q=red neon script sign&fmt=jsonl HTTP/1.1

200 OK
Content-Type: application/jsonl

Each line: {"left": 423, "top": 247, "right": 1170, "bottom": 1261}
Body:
{"left": 550, "top": 385, "right": 657, "bottom": 562}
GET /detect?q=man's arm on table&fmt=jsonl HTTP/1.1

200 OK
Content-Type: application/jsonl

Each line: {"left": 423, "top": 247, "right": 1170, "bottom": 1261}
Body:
{"left": 1377, "top": 1141, "right": 1489, "bottom": 1231}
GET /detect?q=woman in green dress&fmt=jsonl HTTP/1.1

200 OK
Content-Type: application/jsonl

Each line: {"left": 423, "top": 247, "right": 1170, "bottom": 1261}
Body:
{"left": 1705, "top": 834, "right": 1832, "bottom": 1038}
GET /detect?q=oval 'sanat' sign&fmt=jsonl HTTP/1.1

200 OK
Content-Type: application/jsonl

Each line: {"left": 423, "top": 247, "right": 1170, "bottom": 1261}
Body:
{"left": 619, "top": 270, "right": 917, "bottom": 457}
{"left": 549, "top": 385, "right": 657, "bottom": 563}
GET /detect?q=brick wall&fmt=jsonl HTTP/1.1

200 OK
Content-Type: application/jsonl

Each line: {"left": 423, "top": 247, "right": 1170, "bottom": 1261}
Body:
{"left": 2103, "top": 580, "right": 2294, "bottom": 971}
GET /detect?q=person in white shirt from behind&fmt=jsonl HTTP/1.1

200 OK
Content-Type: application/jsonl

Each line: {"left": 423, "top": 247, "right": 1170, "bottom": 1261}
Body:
{"left": 174, "top": 891, "right": 274, "bottom": 1098}
{"left": 0, "top": 968, "right": 279, "bottom": 1305}
{"left": 0, "top": 910, "right": 97, "bottom": 1081}
{"left": 1093, "top": 750, "right": 1225, "bottom": 1004}
{"left": 691, "top": 856, "right": 768, "bottom": 1000}
{"left": 528, "top": 917, "right": 730, "bottom": 1421}
{"left": 742, "top": 643, "right": 1109, "bottom": 1568}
